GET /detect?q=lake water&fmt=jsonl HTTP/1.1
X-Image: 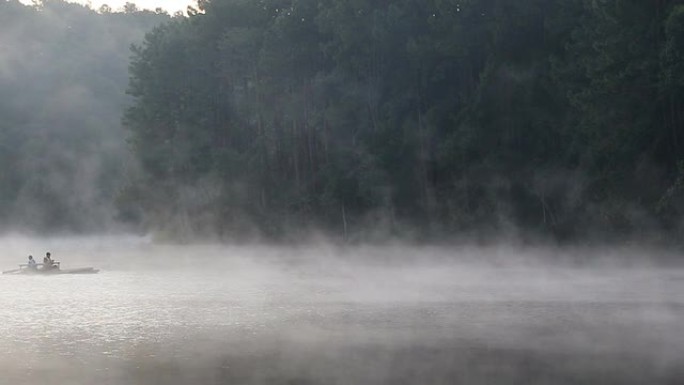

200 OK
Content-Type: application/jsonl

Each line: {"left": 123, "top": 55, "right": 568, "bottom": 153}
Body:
{"left": 0, "top": 237, "right": 683, "bottom": 384}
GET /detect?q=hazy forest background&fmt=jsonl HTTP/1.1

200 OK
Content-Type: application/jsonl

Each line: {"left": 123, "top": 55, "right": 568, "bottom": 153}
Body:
{"left": 2, "top": 0, "right": 684, "bottom": 244}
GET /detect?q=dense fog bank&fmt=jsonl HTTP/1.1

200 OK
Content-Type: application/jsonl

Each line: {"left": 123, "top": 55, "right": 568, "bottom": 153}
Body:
{"left": 0, "top": 0, "right": 167, "bottom": 233}
{"left": 1, "top": 236, "right": 683, "bottom": 384}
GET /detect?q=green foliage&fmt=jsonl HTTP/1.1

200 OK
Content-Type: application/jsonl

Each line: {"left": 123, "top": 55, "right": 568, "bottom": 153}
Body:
{"left": 120, "top": 0, "right": 684, "bottom": 240}
{"left": 4, "top": 0, "right": 683, "bottom": 240}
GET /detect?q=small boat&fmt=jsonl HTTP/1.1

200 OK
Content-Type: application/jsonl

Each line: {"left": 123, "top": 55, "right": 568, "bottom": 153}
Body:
{"left": 2, "top": 262, "right": 99, "bottom": 275}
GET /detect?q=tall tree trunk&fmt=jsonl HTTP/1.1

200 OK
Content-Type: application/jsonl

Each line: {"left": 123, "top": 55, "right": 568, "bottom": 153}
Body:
{"left": 293, "top": 119, "right": 301, "bottom": 190}
{"left": 342, "top": 203, "right": 348, "bottom": 241}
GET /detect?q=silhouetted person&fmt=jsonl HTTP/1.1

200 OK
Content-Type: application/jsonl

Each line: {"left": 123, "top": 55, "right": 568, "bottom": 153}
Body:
{"left": 43, "top": 252, "right": 54, "bottom": 270}
{"left": 27, "top": 255, "right": 37, "bottom": 269}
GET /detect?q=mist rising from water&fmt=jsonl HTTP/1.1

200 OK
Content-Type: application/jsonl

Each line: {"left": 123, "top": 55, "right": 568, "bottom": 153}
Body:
{"left": 0, "top": 236, "right": 683, "bottom": 384}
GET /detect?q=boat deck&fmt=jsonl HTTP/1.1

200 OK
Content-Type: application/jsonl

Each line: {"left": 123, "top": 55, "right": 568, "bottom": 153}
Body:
{"left": 2, "top": 262, "right": 99, "bottom": 275}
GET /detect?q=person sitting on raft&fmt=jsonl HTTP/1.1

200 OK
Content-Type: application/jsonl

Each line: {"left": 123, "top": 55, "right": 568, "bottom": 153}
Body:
{"left": 27, "top": 255, "right": 37, "bottom": 269}
{"left": 43, "top": 252, "right": 54, "bottom": 270}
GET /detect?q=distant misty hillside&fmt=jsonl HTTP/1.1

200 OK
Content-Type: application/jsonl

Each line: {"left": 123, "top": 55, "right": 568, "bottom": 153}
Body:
{"left": 0, "top": 0, "right": 168, "bottom": 232}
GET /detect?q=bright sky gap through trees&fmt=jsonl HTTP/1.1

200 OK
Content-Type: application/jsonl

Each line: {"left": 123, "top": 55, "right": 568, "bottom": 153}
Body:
{"left": 19, "top": 0, "right": 194, "bottom": 13}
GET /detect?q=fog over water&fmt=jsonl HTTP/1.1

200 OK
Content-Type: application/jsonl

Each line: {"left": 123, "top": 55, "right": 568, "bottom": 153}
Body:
{"left": 1, "top": 236, "right": 683, "bottom": 384}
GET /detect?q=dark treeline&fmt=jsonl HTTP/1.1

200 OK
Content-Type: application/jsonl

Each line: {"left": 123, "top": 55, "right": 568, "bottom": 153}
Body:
{"left": 3, "top": 0, "right": 684, "bottom": 243}
{"left": 0, "top": 0, "right": 168, "bottom": 233}
{"left": 123, "top": 0, "right": 684, "bottom": 242}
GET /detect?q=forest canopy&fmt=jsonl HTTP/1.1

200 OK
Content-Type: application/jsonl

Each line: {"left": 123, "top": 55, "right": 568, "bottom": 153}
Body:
{"left": 123, "top": 0, "right": 684, "bottom": 242}
{"left": 2, "top": 0, "right": 684, "bottom": 243}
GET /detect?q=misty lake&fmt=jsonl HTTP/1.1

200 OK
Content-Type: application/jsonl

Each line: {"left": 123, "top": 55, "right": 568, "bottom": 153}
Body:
{"left": 1, "top": 237, "right": 683, "bottom": 384}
